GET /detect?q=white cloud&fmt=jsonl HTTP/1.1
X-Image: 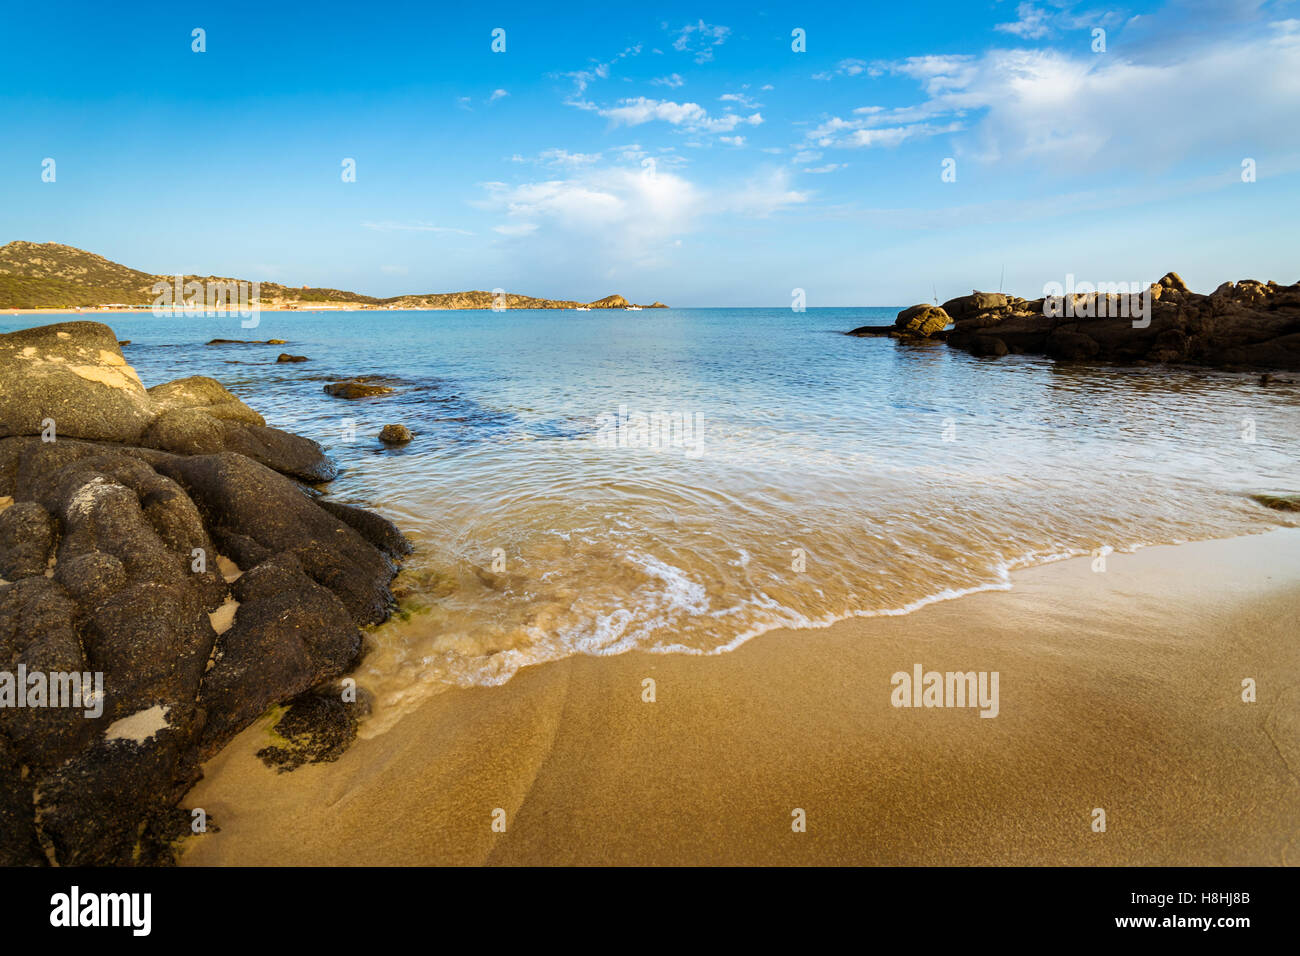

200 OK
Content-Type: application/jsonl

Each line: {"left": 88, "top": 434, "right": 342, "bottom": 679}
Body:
{"left": 652, "top": 73, "right": 685, "bottom": 88}
{"left": 812, "top": 58, "right": 878, "bottom": 81}
{"left": 719, "top": 135, "right": 746, "bottom": 146}
{"left": 671, "top": 20, "right": 731, "bottom": 63}
{"left": 556, "top": 44, "right": 642, "bottom": 109}
{"left": 473, "top": 162, "right": 808, "bottom": 267}
{"left": 995, "top": 3, "right": 1052, "bottom": 39}
{"left": 803, "top": 164, "right": 845, "bottom": 174}
{"left": 493, "top": 223, "right": 539, "bottom": 237}
{"left": 719, "top": 168, "right": 810, "bottom": 217}
{"left": 598, "top": 96, "right": 763, "bottom": 134}
{"left": 477, "top": 166, "right": 701, "bottom": 268}
{"left": 862, "top": 22, "right": 1300, "bottom": 169}
{"left": 514, "top": 148, "right": 604, "bottom": 167}
{"left": 488, "top": 88, "right": 509, "bottom": 102}
{"left": 807, "top": 20, "right": 1300, "bottom": 168}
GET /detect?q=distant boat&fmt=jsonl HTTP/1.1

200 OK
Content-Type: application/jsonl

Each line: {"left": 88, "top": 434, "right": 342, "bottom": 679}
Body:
{"left": 575, "top": 306, "right": 591, "bottom": 311}
{"left": 624, "top": 305, "right": 642, "bottom": 311}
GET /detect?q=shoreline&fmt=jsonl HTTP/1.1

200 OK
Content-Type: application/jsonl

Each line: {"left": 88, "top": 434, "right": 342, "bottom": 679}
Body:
{"left": 180, "top": 527, "right": 1300, "bottom": 866}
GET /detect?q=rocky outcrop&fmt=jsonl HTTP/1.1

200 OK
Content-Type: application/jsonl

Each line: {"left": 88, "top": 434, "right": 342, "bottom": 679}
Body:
{"left": 937, "top": 273, "right": 1300, "bottom": 369}
{"left": 0, "top": 322, "right": 155, "bottom": 442}
{"left": 0, "top": 321, "right": 410, "bottom": 866}
{"left": 379, "top": 424, "right": 413, "bottom": 444}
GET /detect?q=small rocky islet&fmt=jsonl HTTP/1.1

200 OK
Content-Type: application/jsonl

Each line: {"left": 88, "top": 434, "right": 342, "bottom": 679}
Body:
{"left": 0, "top": 320, "right": 411, "bottom": 865}
{"left": 849, "top": 272, "right": 1300, "bottom": 370}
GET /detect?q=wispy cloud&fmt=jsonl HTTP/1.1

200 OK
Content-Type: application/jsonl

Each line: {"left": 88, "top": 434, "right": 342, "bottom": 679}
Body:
{"left": 362, "top": 221, "right": 474, "bottom": 235}
{"left": 671, "top": 20, "right": 731, "bottom": 63}
{"left": 512, "top": 148, "right": 605, "bottom": 167}
{"left": 556, "top": 44, "right": 642, "bottom": 109}
{"left": 995, "top": 3, "right": 1052, "bottom": 39}
{"left": 598, "top": 96, "right": 763, "bottom": 134}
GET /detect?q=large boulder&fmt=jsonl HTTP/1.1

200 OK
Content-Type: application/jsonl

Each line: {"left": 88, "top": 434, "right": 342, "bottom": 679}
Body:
{"left": 146, "top": 376, "right": 265, "bottom": 426}
{"left": 154, "top": 452, "right": 398, "bottom": 625}
{"left": 894, "top": 304, "right": 951, "bottom": 336}
{"left": 941, "top": 292, "right": 1008, "bottom": 322}
{"left": 139, "top": 408, "right": 337, "bottom": 483}
{"left": 196, "top": 552, "right": 362, "bottom": 754}
{"left": 0, "top": 322, "right": 154, "bottom": 442}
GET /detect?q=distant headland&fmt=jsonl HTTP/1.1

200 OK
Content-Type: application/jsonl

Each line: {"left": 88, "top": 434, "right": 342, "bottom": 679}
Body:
{"left": 0, "top": 241, "right": 668, "bottom": 312}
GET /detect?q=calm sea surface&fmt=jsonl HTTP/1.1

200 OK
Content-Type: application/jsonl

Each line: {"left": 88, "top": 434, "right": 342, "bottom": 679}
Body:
{"left": 7, "top": 307, "right": 1298, "bottom": 732}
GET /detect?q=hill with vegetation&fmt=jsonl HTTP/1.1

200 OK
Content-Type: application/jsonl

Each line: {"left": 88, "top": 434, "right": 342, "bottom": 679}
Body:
{"left": 0, "top": 241, "right": 666, "bottom": 310}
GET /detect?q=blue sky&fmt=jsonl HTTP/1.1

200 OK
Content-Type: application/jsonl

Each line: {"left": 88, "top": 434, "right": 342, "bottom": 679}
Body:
{"left": 2, "top": 0, "right": 1297, "bottom": 305}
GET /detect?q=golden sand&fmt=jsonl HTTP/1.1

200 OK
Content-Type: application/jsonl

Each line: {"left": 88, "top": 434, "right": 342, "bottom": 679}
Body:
{"left": 180, "top": 529, "right": 1300, "bottom": 866}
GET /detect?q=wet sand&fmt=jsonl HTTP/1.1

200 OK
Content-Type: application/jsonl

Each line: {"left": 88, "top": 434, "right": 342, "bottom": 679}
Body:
{"left": 180, "top": 528, "right": 1300, "bottom": 866}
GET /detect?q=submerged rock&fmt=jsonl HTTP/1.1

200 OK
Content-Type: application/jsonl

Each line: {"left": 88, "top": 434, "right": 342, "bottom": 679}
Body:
{"left": 276, "top": 353, "right": 309, "bottom": 363}
{"left": 1250, "top": 493, "right": 1300, "bottom": 512}
{"left": 0, "top": 320, "right": 411, "bottom": 866}
{"left": 205, "top": 338, "right": 287, "bottom": 345}
{"left": 325, "top": 380, "right": 395, "bottom": 399}
{"left": 379, "top": 423, "right": 413, "bottom": 444}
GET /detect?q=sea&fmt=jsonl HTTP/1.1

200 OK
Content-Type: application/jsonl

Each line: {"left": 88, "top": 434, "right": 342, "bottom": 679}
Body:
{"left": 6, "top": 307, "right": 1298, "bottom": 733}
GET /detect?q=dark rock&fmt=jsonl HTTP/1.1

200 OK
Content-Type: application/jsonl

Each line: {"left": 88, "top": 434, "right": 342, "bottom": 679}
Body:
{"left": 846, "top": 324, "right": 897, "bottom": 337}
{"left": 140, "top": 409, "right": 337, "bottom": 483}
{"left": 1250, "top": 493, "right": 1300, "bottom": 512}
{"left": 33, "top": 709, "right": 203, "bottom": 866}
{"left": 325, "top": 380, "right": 395, "bottom": 399}
{"left": 205, "top": 338, "right": 287, "bottom": 346}
{"left": 197, "top": 552, "right": 361, "bottom": 755}
{"left": 155, "top": 452, "right": 398, "bottom": 625}
{"left": 0, "top": 736, "right": 45, "bottom": 865}
{"left": 0, "top": 577, "right": 95, "bottom": 769}
{"left": 0, "top": 323, "right": 408, "bottom": 864}
{"left": 968, "top": 336, "right": 1009, "bottom": 358}
{"left": 1047, "top": 330, "right": 1102, "bottom": 361}
{"left": 276, "top": 354, "right": 309, "bottom": 363}
{"left": 933, "top": 274, "right": 1300, "bottom": 369}
{"left": 317, "top": 498, "right": 414, "bottom": 559}
{"left": 255, "top": 686, "right": 367, "bottom": 773}
{"left": 54, "top": 551, "right": 127, "bottom": 605}
{"left": 0, "top": 501, "right": 56, "bottom": 579}
{"left": 379, "top": 423, "right": 413, "bottom": 444}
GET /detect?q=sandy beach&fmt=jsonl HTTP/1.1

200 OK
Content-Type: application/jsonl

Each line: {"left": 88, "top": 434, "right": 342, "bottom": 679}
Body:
{"left": 179, "top": 528, "right": 1300, "bottom": 866}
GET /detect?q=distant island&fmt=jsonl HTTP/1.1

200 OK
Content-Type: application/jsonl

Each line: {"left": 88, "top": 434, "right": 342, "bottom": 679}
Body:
{"left": 0, "top": 241, "right": 668, "bottom": 312}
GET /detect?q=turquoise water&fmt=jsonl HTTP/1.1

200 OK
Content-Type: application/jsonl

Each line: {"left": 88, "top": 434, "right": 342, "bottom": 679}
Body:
{"left": 7, "top": 307, "right": 1298, "bottom": 729}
